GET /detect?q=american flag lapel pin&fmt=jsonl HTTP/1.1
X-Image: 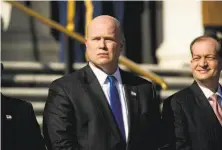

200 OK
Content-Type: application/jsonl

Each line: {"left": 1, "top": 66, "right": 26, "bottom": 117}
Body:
{"left": 6, "top": 115, "right": 12, "bottom": 120}
{"left": 131, "top": 91, "right": 137, "bottom": 96}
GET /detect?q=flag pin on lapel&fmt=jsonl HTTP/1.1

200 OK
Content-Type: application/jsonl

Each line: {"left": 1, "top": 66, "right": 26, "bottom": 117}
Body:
{"left": 6, "top": 115, "right": 12, "bottom": 120}
{"left": 131, "top": 91, "right": 137, "bottom": 96}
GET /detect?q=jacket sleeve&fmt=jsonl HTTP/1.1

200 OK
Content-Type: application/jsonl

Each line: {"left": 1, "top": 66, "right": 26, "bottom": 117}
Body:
{"left": 151, "top": 84, "right": 164, "bottom": 149}
{"left": 43, "top": 81, "right": 77, "bottom": 150}
{"left": 161, "top": 96, "right": 176, "bottom": 150}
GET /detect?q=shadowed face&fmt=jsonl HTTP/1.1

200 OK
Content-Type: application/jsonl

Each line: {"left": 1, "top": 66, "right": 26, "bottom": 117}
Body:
{"left": 190, "top": 38, "right": 222, "bottom": 83}
{"left": 85, "top": 16, "right": 123, "bottom": 73}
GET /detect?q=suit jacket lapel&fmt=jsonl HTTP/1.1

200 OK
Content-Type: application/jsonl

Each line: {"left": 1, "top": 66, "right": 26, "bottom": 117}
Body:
{"left": 82, "top": 65, "right": 121, "bottom": 143}
{"left": 120, "top": 70, "right": 139, "bottom": 145}
{"left": 189, "top": 81, "right": 222, "bottom": 128}
{"left": 1, "top": 94, "right": 15, "bottom": 147}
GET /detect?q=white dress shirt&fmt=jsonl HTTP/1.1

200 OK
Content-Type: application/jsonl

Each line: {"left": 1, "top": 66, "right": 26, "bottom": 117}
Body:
{"left": 197, "top": 83, "right": 222, "bottom": 107}
{"left": 89, "top": 62, "right": 129, "bottom": 141}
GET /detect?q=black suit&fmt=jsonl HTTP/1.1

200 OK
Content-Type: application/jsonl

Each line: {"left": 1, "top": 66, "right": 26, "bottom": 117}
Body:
{"left": 162, "top": 81, "right": 222, "bottom": 150}
{"left": 1, "top": 94, "right": 46, "bottom": 150}
{"left": 43, "top": 64, "right": 161, "bottom": 150}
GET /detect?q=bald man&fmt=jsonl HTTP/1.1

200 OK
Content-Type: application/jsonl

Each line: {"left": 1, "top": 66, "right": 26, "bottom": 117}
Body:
{"left": 43, "top": 15, "right": 162, "bottom": 150}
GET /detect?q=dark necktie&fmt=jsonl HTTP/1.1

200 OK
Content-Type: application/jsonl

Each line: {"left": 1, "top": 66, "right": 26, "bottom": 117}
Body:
{"left": 107, "top": 75, "right": 126, "bottom": 139}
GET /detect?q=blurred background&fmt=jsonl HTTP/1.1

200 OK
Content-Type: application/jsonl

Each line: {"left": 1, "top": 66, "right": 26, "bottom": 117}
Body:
{"left": 1, "top": 0, "right": 222, "bottom": 127}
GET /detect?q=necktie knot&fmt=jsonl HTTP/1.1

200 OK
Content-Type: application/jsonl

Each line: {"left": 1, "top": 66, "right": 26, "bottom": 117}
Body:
{"left": 209, "top": 94, "right": 218, "bottom": 102}
{"left": 107, "top": 75, "right": 116, "bottom": 85}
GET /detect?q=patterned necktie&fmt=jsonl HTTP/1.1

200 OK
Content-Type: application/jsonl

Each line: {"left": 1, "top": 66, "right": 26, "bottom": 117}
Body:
{"left": 209, "top": 94, "right": 222, "bottom": 125}
{"left": 107, "top": 75, "right": 126, "bottom": 139}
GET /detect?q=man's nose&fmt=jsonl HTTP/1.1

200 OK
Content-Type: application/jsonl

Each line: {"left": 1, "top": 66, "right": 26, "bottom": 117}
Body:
{"left": 199, "top": 58, "right": 208, "bottom": 68}
{"left": 98, "top": 39, "right": 106, "bottom": 49}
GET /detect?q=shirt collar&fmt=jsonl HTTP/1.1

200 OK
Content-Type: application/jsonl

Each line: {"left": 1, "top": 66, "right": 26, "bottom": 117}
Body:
{"left": 197, "top": 82, "right": 222, "bottom": 99}
{"left": 89, "top": 62, "right": 122, "bottom": 85}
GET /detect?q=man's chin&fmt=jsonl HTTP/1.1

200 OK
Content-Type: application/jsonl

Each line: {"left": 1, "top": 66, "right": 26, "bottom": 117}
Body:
{"left": 195, "top": 76, "right": 212, "bottom": 83}
{"left": 97, "top": 59, "right": 111, "bottom": 65}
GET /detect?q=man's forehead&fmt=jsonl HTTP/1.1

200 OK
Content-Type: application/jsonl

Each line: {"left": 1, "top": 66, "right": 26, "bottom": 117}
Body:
{"left": 192, "top": 49, "right": 217, "bottom": 57}
{"left": 90, "top": 34, "right": 115, "bottom": 38}
{"left": 89, "top": 23, "right": 117, "bottom": 32}
{"left": 88, "top": 27, "right": 118, "bottom": 37}
{"left": 86, "top": 18, "right": 121, "bottom": 39}
{"left": 88, "top": 19, "right": 119, "bottom": 34}
{"left": 192, "top": 39, "right": 217, "bottom": 51}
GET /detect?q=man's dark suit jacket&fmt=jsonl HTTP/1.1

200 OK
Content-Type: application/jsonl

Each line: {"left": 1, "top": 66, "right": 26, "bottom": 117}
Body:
{"left": 1, "top": 94, "right": 46, "bottom": 150}
{"left": 162, "top": 81, "right": 222, "bottom": 150}
{"left": 43, "top": 64, "right": 161, "bottom": 150}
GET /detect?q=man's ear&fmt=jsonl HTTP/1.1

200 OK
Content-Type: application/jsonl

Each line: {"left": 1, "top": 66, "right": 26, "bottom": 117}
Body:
{"left": 85, "top": 40, "right": 88, "bottom": 49}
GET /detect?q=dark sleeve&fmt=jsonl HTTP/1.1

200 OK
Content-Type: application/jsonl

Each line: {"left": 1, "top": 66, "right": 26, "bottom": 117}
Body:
{"left": 43, "top": 81, "right": 77, "bottom": 150}
{"left": 22, "top": 102, "right": 46, "bottom": 150}
{"left": 162, "top": 95, "right": 192, "bottom": 150}
{"left": 161, "top": 96, "right": 176, "bottom": 150}
{"left": 140, "top": 82, "right": 163, "bottom": 149}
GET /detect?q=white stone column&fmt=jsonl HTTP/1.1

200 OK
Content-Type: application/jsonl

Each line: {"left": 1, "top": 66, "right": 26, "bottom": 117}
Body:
{"left": 0, "top": 1, "right": 12, "bottom": 31}
{"left": 156, "top": 1, "right": 204, "bottom": 68}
